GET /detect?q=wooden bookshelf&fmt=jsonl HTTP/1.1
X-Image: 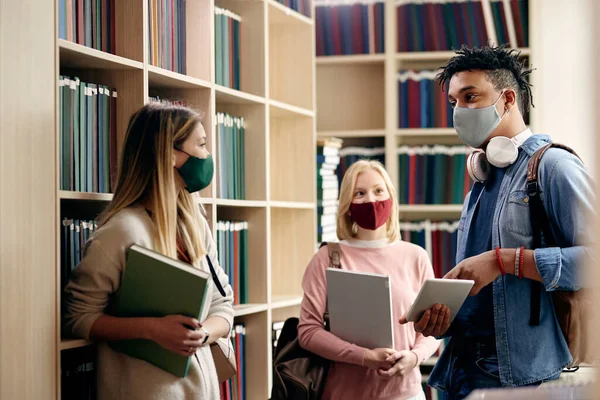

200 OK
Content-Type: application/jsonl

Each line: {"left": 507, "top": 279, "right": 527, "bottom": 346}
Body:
{"left": 54, "top": 1, "right": 316, "bottom": 399}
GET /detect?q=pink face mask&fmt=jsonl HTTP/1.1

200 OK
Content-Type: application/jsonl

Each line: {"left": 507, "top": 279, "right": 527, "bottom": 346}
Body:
{"left": 349, "top": 198, "right": 393, "bottom": 231}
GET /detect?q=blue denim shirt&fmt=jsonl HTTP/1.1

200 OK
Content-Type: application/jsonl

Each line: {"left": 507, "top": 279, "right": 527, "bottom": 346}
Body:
{"left": 429, "top": 134, "right": 596, "bottom": 389}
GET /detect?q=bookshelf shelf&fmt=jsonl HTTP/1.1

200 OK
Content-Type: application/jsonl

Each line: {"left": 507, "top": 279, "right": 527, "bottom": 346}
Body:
{"left": 269, "top": 99, "right": 314, "bottom": 118}
{"left": 397, "top": 128, "right": 456, "bottom": 137}
{"left": 270, "top": 201, "right": 315, "bottom": 209}
{"left": 267, "top": 0, "right": 313, "bottom": 26}
{"left": 147, "top": 65, "right": 211, "bottom": 90}
{"left": 398, "top": 204, "right": 463, "bottom": 213}
{"left": 58, "top": 191, "right": 113, "bottom": 201}
{"left": 318, "top": 129, "right": 386, "bottom": 138}
{"left": 215, "top": 199, "right": 268, "bottom": 208}
{"left": 60, "top": 338, "right": 93, "bottom": 351}
{"left": 316, "top": 54, "right": 386, "bottom": 65}
{"left": 271, "top": 295, "right": 303, "bottom": 309}
{"left": 59, "top": 39, "right": 143, "bottom": 70}
{"left": 234, "top": 303, "right": 269, "bottom": 317}
{"left": 215, "top": 85, "right": 266, "bottom": 105}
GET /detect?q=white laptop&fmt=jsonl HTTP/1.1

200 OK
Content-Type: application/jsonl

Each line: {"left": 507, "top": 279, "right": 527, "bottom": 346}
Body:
{"left": 326, "top": 268, "right": 394, "bottom": 349}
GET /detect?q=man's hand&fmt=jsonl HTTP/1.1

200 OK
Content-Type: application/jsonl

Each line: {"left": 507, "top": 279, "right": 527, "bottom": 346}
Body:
{"left": 399, "top": 304, "right": 451, "bottom": 337}
{"left": 444, "top": 250, "right": 501, "bottom": 295}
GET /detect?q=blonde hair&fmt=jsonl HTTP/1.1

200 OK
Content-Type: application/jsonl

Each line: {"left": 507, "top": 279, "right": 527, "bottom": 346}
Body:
{"left": 100, "top": 102, "right": 207, "bottom": 265}
{"left": 336, "top": 160, "right": 399, "bottom": 242}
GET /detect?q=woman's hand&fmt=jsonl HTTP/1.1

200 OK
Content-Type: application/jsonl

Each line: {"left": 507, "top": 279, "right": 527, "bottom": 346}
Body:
{"left": 146, "top": 315, "right": 205, "bottom": 356}
{"left": 363, "top": 348, "right": 396, "bottom": 370}
{"left": 377, "top": 350, "right": 418, "bottom": 378}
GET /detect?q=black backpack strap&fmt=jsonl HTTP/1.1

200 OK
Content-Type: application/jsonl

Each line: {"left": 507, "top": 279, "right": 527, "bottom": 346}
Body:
{"left": 320, "top": 242, "right": 342, "bottom": 331}
{"left": 526, "top": 143, "right": 579, "bottom": 325}
{"left": 206, "top": 255, "right": 227, "bottom": 297}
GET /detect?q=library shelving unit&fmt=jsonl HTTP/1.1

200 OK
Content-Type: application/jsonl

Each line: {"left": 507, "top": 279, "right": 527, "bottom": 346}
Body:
{"left": 315, "top": 0, "right": 533, "bottom": 398}
{"left": 55, "top": 1, "right": 316, "bottom": 399}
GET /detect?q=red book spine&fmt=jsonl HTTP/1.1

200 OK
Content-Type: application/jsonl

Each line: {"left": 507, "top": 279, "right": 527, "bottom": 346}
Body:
{"left": 473, "top": 1, "right": 488, "bottom": 49}
{"left": 315, "top": 7, "right": 324, "bottom": 56}
{"left": 511, "top": 0, "right": 525, "bottom": 47}
{"left": 351, "top": 4, "right": 363, "bottom": 54}
{"left": 331, "top": 7, "right": 342, "bottom": 55}
{"left": 77, "top": 0, "right": 85, "bottom": 45}
{"left": 408, "top": 154, "right": 416, "bottom": 204}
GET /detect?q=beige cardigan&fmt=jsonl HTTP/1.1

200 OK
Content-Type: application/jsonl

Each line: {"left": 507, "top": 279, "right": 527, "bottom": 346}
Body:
{"left": 64, "top": 205, "right": 234, "bottom": 400}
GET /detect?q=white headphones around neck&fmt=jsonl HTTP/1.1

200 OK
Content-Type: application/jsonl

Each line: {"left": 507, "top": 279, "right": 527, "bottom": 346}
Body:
{"left": 467, "top": 129, "right": 533, "bottom": 183}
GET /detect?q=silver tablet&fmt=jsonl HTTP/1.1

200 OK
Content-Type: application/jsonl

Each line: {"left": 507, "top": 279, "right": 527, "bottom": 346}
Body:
{"left": 406, "top": 278, "right": 475, "bottom": 323}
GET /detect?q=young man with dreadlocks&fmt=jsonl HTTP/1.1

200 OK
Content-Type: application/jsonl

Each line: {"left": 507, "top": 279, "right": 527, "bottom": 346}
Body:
{"left": 397, "top": 45, "right": 595, "bottom": 399}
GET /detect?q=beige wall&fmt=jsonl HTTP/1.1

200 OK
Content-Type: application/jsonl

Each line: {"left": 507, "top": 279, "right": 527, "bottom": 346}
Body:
{"left": 0, "top": 0, "right": 57, "bottom": 398}
{"left": 530, "top": 0, "right": 596, "bottom": 170}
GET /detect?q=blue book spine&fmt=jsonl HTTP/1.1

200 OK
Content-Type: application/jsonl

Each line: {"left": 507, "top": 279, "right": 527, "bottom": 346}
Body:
{"left": 420, "top": 78, "right": 428, "bottom": 128}
{"left": 361, "top": 5, "right": 369, "bottom": 53}
{"left": 59, "top": 0, "right": 66, "bottom": 39}
{"left": 324, "top": 8, "right": 334, "bottom": 56}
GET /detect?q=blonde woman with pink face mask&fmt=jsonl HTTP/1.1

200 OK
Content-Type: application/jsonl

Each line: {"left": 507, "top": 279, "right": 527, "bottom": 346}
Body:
{"left": 298, "top": 160, "right": 441, "bottom": 400}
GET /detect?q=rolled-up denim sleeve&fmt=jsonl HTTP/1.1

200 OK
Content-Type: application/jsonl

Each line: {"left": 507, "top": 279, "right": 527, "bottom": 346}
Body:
{"left": 534, "top": 154, "right": 596, "bottom": 291}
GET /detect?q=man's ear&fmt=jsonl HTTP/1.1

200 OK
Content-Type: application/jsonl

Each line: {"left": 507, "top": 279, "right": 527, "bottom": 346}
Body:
{"left": 503, "top": 89, "right": 518, "bottom": 112}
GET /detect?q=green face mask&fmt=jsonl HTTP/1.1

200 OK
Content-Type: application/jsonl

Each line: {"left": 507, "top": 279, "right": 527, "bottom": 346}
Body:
{"left": 176, "top": 151, "right": 214, "bottom": 193}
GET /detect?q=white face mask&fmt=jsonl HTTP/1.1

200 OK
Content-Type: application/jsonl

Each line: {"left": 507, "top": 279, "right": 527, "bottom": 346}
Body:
{"left": 453, "top": 92, "right": 509, "bottom": 148}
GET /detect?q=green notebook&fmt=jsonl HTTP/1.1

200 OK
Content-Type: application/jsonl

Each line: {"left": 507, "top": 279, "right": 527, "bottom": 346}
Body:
{"left": 109, "top": 244, "right": 211, "bottom": 378}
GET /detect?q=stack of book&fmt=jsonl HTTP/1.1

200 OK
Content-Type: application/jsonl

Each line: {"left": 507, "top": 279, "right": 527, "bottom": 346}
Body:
{"left": 61, "top": 346, "right": 96, "bottom": 400}
{"left": 58, "top": 0, "right": 116, "bottom": 53}
{"left": 216, "top": 221, "right": 249, "bottom": 305}
{"left": 397, "top": 70, "right": 454, "bottom": 129}
{"left": 61, "top": 219, "right": 98, "bottom": 303}
{"left": 217, "top": 113, "right": 245, "bottom": 200}
{"left": 337, "top": 146, "right": 386, "bottom": 188}
{"left": 59, "top": 76, "right": 118, "bottom": 193}
{"left": 275, "top": 0, "right": 311, "bottom": 17}
{"left": 148, "top": 96, "right": 187, "bottom": 106}
{"left": 490, "top": 0, "right": 529, "bottom": 47}
{"left": 315, "top": 0, "right": 385, "bottom": 56}
{"left": 397, "top": 145, "right": 471, "bottom": 205}
{"left": 220, "top": 324, "right": 246, "bottom": 400}
{"left": 215, "top": 7, "right": 241, "bottom": 90}
{"left": 148, "top": 0, "right": 187, "bottom": 74}
{"left": 317, "top": 138, "right": 343, "bottom": 243}
{"left": 399, "top": 220, "right": 459, "bottom": 278}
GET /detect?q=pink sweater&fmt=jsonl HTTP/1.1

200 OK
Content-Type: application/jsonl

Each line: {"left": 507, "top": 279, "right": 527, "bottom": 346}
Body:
{"left": 298, "top": 239, "right": 440, "bottom": 400}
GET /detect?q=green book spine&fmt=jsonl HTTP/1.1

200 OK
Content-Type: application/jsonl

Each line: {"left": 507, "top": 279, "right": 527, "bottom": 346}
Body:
{"left": 79, "top": 82, "right": 86, "bottom": 191}
{"left": 86, "top": 86, "right": 93, "bottom": 192}
{"left": 62, "top": 78, "right": 72, "bottom": 191}
{"left": 240, "top": 119, "right": 245, "bottom": 199}
{"left": 59, "top": 77, "right": 65, "bottom": 190}
{"left": 223, "top": 14, "right": 229, "bottom": 88}
{"left": 227, "top": 117, "right": 234, "bottom": 199}
{"left": 73, "top": 79, "right": 80, "bottom": 192}
{"left": 103, "top": 86, "right": 110, "bottom": 192}
{"left": 96, "top": 0, "right": 101, "bottom": 50}
{"left": 233, "top": 119, "right": 238, "bottom": 199}
{"left": 91, "top": 84, "right": 98, "bottom": 192}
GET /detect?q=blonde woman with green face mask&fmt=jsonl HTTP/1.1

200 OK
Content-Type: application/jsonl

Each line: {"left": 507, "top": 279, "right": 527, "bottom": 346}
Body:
{"left": 64, "top": 103, "right": 234, "bottom": 399}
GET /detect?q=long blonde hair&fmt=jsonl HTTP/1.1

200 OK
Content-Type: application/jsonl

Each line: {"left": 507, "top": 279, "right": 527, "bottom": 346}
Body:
{"left": 100, "top": 102, "right": 207, "bottom": 265}
{"left": 336, "top": 160, "right": 400, "bottom": 242}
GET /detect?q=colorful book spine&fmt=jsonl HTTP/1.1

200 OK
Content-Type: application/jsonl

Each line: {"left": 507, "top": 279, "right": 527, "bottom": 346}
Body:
{"left": 216, "top": 221, "right": 248, "bottom": 305}
{"left": 276, "top": 0, "right": 311, "bottom": 17}
{"left": 398, "top": 70, "right": 454, "bottom": 129}
{"left": 148, "top": 0, "right": 187, "bottom": 74}
{"left": 58, "top": 0, "right": 114, "bottom": 53}
{"left": 59, "top": 76, "right": 117, "bottom": 194}
{"left": 215, "top": 7, "right": 241, "bottom": 90}
{"left": 397, "top": 145, "right": 472, "bottom": 205}
{"left": 315, "top": 0, "right": 385, "bottom": 56}
{"left": 216, "top": 113, "right": 245, "bottom": 200}
{"left": 219, "top": 324, "right": 246, "bottom": 400}
{"left": 336, "top": 146, "right": 386, "bottom": 189}
{"left": 317, "top": 138, "right": 343, "bottom": 243}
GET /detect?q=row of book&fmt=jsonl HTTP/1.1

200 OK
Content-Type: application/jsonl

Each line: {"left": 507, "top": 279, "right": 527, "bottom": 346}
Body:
{"left": 215, "top": 8, "right": 241, "bottom": 90}
{"left": 61, "top": 347, "right": 96, "bottom": 400}
{"left": 399, "top": 220, "right": 459, "bottom": 278}
{"left": 148, "top": 96, "right": 187, "bottom": 106}
{"left": 217, "top": 113, "right": 246, "bottom": 200}
{"left": 336, "top": 146, "right": 386, "bottom": 190}
{"left": 491, "top": 0, "right": 529, "bottom": 48}
{"left": 317, "top": 138, "right": 343, "bottom": 243}
{"left": 148, "top": 0, "right": 187, "bottom": 73}
{"left": 397, "top": 146, "right": 472, "bottom": 205}
{"left": 220, "top": 324, "right": 247, "bottom": 400}
{"left": 216, "top": 221, "right": 249, "bottom": 305}
{"left": 59, "top": 76, "right": 117, "bottom": 193}
{"left": 59, "top": 0, "right": 116, "bottom": 54}
{"left": 315, "top": 0, "right": 385, "bottom": 56}
{"left": 60, "top": 219, "right": 98, "bottom": 313}
{"left": 275, "top": 0, "right": 311, "bottom": 17}
{"left": 398, "top": 70, "right": 453, "bottom": 128}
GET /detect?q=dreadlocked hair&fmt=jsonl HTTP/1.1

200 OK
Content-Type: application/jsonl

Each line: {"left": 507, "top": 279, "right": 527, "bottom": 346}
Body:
{"left": 436, "top": 43, "right": 535, "bottom": 114}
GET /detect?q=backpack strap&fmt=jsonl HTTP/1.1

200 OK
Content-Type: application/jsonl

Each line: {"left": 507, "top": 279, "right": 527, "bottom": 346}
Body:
{"left": 320, "top": 242, "right": 342, "bottom": 331}
{"left": 526, "top": 143, "right": 580, "bottom": 325}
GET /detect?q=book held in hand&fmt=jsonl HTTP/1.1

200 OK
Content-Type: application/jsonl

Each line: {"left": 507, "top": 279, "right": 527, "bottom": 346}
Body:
{"left": 109, "top": 244, "right": 211, "bottom": 378}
